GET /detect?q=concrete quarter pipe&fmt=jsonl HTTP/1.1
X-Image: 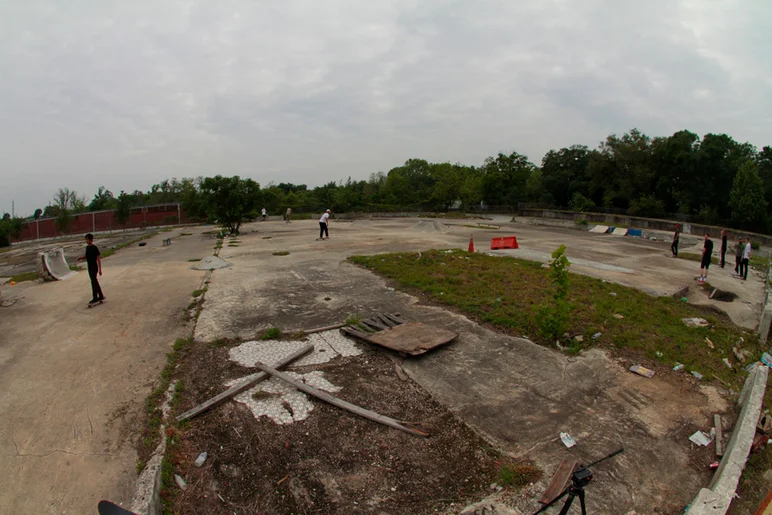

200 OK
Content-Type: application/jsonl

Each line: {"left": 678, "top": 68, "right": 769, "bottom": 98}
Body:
{"left": 38, "top": 248, "right": 78, "bottom": 281}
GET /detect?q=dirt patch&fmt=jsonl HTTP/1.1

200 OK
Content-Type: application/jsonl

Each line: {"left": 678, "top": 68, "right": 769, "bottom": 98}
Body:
{"left": 163, "top": 340, "right": 501, "bottom": 514}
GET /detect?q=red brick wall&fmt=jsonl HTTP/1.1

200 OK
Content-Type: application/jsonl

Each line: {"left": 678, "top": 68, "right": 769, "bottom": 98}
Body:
{"left": 13, "top": 204, "right": 187, "bottom": 242}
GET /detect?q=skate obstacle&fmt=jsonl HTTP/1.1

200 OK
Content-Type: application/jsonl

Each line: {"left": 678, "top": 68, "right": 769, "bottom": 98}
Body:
{"left": 589, "top": 225, "right": 610, "bottom": 233}
{"left": 611, "top": 227, "right": 629, "bottom": 236}
{"left": 37, "top": 248, "right": 77, "bottom": 281}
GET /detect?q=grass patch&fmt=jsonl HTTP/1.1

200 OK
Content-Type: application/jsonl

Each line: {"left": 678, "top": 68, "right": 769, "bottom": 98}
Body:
{"left": 191, "top": 288, "right": 207, "bottom": 297}
{"left": 344, "top": 314, "right": 362, "bottom": 325}
{"left": 497, "top": 461, "right": 542, "bottom": 488}
{"left": 262, "top": 236, "right": 272, "bottom": 239}
{"left": 261, "top": 327, "right": 282, "bottom": 340}
{"left": 272, "top": 251, "right": 290, "bottom": 256}
{"left": 138, "top": 337, "right": 194, "bottom": 471}
{"left": 349, "top": 250, "right": 762, "bottom": 388}
{"left": 69, "top": 264, "right": 83, "bottom": 271}
{"left": 9, "top": 271, "right": 40, "bottom": 283}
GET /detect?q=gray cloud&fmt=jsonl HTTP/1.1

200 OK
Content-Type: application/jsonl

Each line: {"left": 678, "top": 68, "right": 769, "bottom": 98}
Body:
{"left": 1, "top": 0, "right": 770, "bottom": 215}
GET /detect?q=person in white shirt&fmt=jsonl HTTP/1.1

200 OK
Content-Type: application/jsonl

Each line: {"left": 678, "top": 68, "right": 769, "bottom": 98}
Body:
{"left": 261, "top": 207, "right": 267, "bottom": 221}
{"left": 318, "top": 209, "right": 331, "bottom": 240}
{"left": 285, "top": 207, "right": 292, "bottom": 224}
{"left": 740, "top": 238, "right": 751, "bottom": 280}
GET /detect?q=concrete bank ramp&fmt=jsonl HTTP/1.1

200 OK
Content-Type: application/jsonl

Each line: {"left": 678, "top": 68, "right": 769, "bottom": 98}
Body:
{"left": 191, "top": 256, "right": 231, "bottom": 270}
{"left": 611, "top": 227, "right": 629, "bottom": 236}
{"left": 37, "top": 249, "right": 77, "bottom": 281}
{"left": 412, "top": 220, "right": 449, "bottom": 233}
{"left": 589, "top": 225, "right": 609, "bottom": 233}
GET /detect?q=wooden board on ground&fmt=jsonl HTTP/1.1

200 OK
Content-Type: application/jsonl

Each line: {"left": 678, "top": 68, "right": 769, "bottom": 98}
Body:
{"left": 340, "top": 313, "right": 457, "bottom": 356}
{"left": 714, "top": 414, "right": 723, "bottom": 457}
{"left": 539, "top": 458, "right": 577, "bottom": 504}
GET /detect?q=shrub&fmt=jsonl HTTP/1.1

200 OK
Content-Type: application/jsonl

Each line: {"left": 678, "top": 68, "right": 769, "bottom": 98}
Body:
{"left": 538, "top": 245, "right": 571, "bottom": 341}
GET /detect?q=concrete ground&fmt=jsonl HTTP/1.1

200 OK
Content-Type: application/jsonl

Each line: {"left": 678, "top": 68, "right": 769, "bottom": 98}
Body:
{"left": 193, "top": 217, "right": 764, "bottom": 513}
{"left": 0, "top": 229, "right": 213, "bottom": 514}
{"left": 0, "top": 217, "right": 764, "bottom": 514}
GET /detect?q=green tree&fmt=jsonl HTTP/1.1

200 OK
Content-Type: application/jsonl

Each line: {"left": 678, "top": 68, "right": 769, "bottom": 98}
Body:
{"left": 115, "top": 191, "right": 135, "bottom": 228}
{"left": 53, "top": 187, "right": 84, "bottom": 232}
{"left": 568, "top": 192, "right": 595, "bottom": 212}
{"left": 729, "top": 161, "right": 768, "bottom": 229}
{"left": 89, "top": 186, "right": 115, "bottom": 211}
{"left": 200, "top": 175, "right": 261, "bottom": 234}
{"left": 541, "top": 145, "right": 591, "bottom": 206}
{"left": 480, "top": 152, "right": 536, "bottom": 207}
{"left": 33, "top": 208, "right": 43, "bottom": 220}
{"left": 0, "top": 215, "right": 24, "bottom": 247}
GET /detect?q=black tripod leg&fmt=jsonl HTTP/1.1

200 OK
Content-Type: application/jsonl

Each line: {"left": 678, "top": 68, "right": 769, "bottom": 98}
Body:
{"left": 577, "top": 488, "right": 587, "bottom": 515}
{"left": 557, "top": 492, "right": 575, "bottom": 515}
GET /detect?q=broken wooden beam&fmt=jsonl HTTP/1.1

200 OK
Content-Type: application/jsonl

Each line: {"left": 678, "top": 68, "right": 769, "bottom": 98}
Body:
{"left": 254, "top": 362, "right": 429, "bottom": 437}
{"left": 302, "top": 323, "right": 346, "bottom": 335}
{"left": 176, "top": 344, "right": 314, "bottom": 421}
{"left": 715, "top": 414, "right": 724, "bottom": 457}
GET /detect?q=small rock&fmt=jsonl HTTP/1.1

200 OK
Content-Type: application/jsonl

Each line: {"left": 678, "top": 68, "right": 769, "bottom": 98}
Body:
{"left": 682, "top": 317, "right": 709, "bottom": 328}
{"left": 574, "top": 335, "right": 584, "bottom": 343}
{"left": 592, "top": 332, "right": 602, "bottom": 340}
{"left": 175, "top": 474, "right": 187, "bottom": 490}
{"left": 613, "top": 314, "right": 624, "bottom": 319}
{"left": 610, "top": 292, "right": 617, "bottom": 296}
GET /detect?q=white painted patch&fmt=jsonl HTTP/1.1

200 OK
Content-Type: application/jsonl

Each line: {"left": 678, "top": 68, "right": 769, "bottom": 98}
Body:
{"left": 226, "top": 330, "right": 360, "bottom": 424}
{"left": 227, "top": 371, "right": 341, "bottom": 424}
{"left": 228, "top": 330, "right": 361, "bottom": 368}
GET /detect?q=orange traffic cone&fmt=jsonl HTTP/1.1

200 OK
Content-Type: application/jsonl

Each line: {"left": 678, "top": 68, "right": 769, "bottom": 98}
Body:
{"left": 468, "top": 234, "right": 475, "bottom": 253}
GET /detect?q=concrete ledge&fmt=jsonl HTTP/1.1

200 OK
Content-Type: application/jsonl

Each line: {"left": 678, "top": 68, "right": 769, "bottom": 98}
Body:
{"left": 685, "top": 364, "right": 769, "bottom": 515}
{"left": 759, "top": 305, "right": 772, "bottom": 344}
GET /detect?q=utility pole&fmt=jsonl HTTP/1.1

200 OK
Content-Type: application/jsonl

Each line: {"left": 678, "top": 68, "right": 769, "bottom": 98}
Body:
{"left": 11, "top": 200, "right": 14, "bottom": 218}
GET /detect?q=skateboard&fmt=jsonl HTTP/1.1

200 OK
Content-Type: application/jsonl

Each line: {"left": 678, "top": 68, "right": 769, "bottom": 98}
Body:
{"left": 98, "top": 500, "right": 137, "bottom": 515}
{"left": 88, "top": 299, "right": 106, "bottom": 308}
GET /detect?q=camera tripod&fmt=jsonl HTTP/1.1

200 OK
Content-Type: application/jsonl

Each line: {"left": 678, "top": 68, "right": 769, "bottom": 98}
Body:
{"left": 532, "top": 447, "right": 624, "bottom": 515}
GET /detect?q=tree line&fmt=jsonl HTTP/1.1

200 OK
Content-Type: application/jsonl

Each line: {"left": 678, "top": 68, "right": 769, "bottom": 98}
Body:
{"left": 4, "top": 127, "right": 772, "bottom": 240}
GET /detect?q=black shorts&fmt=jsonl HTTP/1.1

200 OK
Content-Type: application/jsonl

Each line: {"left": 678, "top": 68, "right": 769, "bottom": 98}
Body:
{"left": 701, "top": 256, "right": 711, "bottom": 269}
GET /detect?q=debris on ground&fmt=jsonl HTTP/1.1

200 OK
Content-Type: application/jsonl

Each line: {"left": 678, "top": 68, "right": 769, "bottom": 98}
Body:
{"left": 689, "top": 431, "right": 712, "bottom": 447}
{"left": 722, "top": 358, "right": 733, "bottom": 369}
{"left": 194, "top": 452, "right": 207, "bottom": 467}
{"left": 559, "top": 432, "right": 576, "bottom": 448}
{"left": 613, "top": 314, "right": 625, "bottom": 319}
{"left": 174, "top": 474, "right": 187, "bottom": 490}
{"left": 574, "top": 335, "right": 584, "bottom": 343}
{"left": 761, "top": 352, "right": 772, "bottom": 368}
{"left": 592, "top": 332, "right": 602, "bottom": 340}
{"left": 539, "top": 458, "right": 577, "bottom": 504}
{"left": 691, "top": 371, "right": 704, "bottom": 380}
{"left": 705, "top": 337, "right": 714, "bottom": 349}
{"left": 682, "top": 317, "right": 710, "bottom": 328}
{"left": 629, "top": 365, "right": 655, "bottom": 378}
{"left": 341, "top": 312, "right": 458, "bottom": 355}
{"left": 673, "top": 362, "right": 685, "bottom": 371}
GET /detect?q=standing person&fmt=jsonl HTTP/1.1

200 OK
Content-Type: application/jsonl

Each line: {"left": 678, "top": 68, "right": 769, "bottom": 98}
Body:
{"left": 734, "top": 237, "right": 744, "bottom": 276}
{"left": 77, "top": 233, "right": 105, "bottom": 305}
{"left": 261, "top": 207, "right": 267, "bottom": 221}
{"left": 719, "top": 230, "right": 728, "bottom": 268}
{"left": 318, "top": 209, "right": 331, "bottom": 240}
{"left": 698, "top": 233, "right": 713, "bottom": 283}
{"left": 740, "top": 238, "right": 751, "bottom": 281}
{"left": 671, "top": 224, "right": 680, "bottom": 257}
{"left": 285, "top": 207, "right": 292, "bottom": 224}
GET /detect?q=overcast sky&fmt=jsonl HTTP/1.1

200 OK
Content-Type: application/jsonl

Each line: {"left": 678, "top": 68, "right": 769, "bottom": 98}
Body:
{"left": 1, "top": 0, "right": 771, "bottom": 216}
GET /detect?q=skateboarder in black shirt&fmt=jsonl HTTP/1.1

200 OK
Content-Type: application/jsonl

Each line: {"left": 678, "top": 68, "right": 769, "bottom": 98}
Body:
{"left": 77, "top": 233, "right": 105, "bottom": 305}
{"left": 698, "top": 233, "right": 713, "bottom": 283}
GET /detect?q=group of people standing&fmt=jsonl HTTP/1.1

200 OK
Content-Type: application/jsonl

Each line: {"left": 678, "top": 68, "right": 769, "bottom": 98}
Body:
{"left": 671, "top": 225, "right": 754, "bottom": 283}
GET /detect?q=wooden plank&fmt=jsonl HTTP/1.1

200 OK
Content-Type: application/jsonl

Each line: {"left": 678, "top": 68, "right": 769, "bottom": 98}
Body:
{"left": 383, "top": 313, "right": 407, "bottom": 326}
{"left": 254, "top": 362, "right": 428, "bottom": 437}
{"left": 302, "top": 323, "right": 346, "bottom": 335}
{"left": 340, "top": 326, "right": 376, "bottom": 342}
{"left": 361, "top": 319, "right": 388, "bottom": 331}
{"left": 754, "top": 485, "right": 772, "bottom": 515}
{"left": 366, "top": 322, "right": 458, "bottom": 355}
{"left": 539, "top": 458, "right": 577, "bottom": 504}
{"left": 714, "top": 414, "right": 724, "bottom": 457}
{"left": 377, "top": 313, "right": 398, "bottom": 327}
{"left": 176, "top": 344, "right": 314, "bottom": 421}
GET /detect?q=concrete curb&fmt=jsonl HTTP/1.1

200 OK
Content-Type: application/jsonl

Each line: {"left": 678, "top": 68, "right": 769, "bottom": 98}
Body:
{"left": 685, "top": 363, "right": 769, "bottom": 514}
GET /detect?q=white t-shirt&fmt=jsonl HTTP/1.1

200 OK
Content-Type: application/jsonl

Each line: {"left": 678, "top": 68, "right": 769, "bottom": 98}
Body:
{"left": 320, "top": 213, "right": 330, "bottom": 224}
{"left": 743, "top": 243, "right": 751, "bottom": 260}
{"left": 261, "top": 208, "right": 266, "bottom": 215}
